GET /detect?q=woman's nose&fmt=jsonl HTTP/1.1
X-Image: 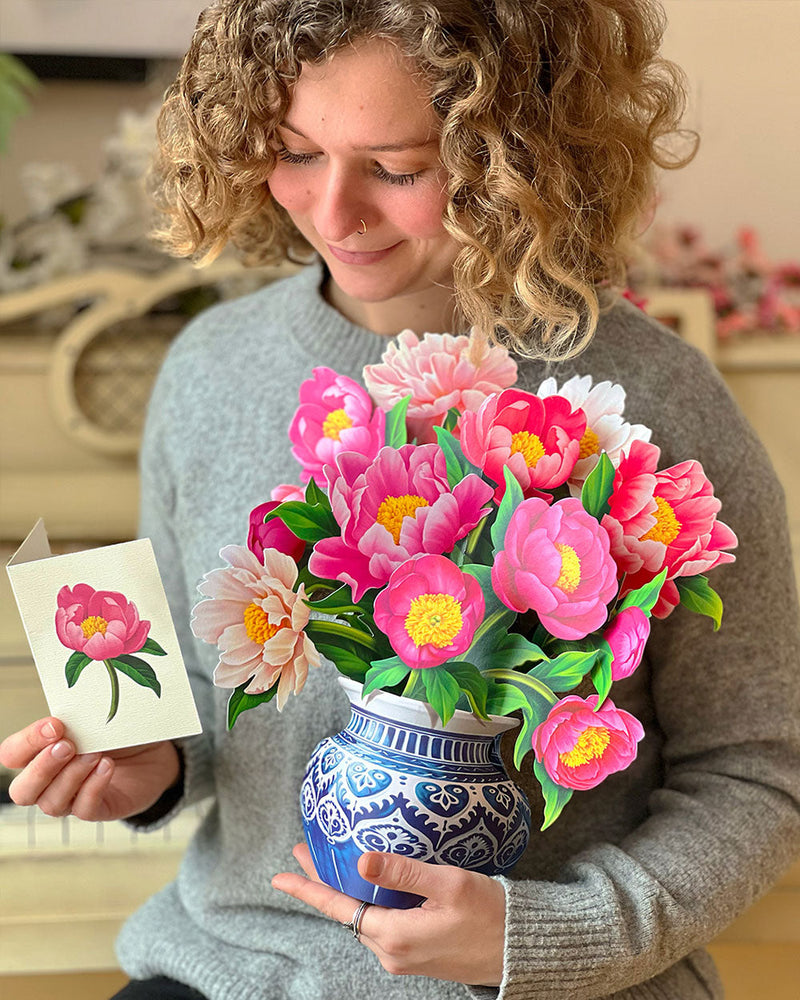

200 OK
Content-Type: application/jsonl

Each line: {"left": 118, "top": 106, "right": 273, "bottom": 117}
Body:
{"left": 312, "top": 165, "right": 368, "bottom": 244}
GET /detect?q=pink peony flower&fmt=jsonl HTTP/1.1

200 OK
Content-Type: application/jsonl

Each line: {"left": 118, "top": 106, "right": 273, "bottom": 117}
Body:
{"left": 623, "top": 458, "right": 737, "bottom": 618}
{"left": 55, "top": 584, "right": 150, "bottom": 661}
{"left": 536, "top": 375, "right": 651, "bottom": 495}
{"left": 191, "top": 545, "right": 320, "bottom": 710}
{"left": 288, "top": 367, "right": 385, "bottom": 487}
{"left": 459, "top": 388, "right": 586, "bottom": 500}
{"left": 373, "top": 555, "right": 485, "bottom": 669}
{"left": 308, "top": 444, "right": 494, "bottom": 601}
{"left": 601, "top": 439, "right": 666, "bottom": 577}
{"left": 492, "top": 497, "right": 618, "bottom": 640}
{"left": 533, "top": 695, "right": 644, "bottom": 790}
{"left": 270, "top": 483, "right": 305, "bottom": 503}
{"left": 603, "top": 606, "right": 650, "bottom": 681}
{"left": 363, "top": 329, "right": 518, "bottom": 443}
{"left": 248, "top": 501, "right": 306, "bottom": 564}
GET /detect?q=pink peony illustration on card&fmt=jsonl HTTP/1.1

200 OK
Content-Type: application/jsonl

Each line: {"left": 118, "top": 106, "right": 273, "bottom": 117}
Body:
{"left": 6, "top": 520, "right": 202, "bottom": 754}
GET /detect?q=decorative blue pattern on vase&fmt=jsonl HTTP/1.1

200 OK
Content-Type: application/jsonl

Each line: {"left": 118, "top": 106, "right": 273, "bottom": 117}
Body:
{"left": 301, "top": 681, "right": 531, "bottom": 908}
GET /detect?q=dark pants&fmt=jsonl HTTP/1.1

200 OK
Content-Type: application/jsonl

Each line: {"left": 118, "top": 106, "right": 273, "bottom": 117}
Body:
{"left": 111, "top": 978, "right": 207, "bottom": 999}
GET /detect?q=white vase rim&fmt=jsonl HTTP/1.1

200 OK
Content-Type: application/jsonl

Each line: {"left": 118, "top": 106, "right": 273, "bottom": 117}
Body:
{"left": 338, "top": 675, "right": 520, "bottom": 736}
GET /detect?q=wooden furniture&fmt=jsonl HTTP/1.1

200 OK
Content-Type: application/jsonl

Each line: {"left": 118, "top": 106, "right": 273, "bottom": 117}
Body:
{"left": 1, "top": 274, "right": 797, "bottom": 996}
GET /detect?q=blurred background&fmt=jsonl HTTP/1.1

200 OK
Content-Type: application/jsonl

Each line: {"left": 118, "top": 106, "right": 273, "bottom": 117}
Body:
{"left": 1, "top": 1, "right": 798, "bottom": 997}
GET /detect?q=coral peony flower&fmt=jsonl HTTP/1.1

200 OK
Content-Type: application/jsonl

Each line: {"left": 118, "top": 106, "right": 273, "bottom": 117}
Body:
{"left": 363, "top": 329, "right": 518, "bottom": 443}
{"left": 601, "top": 439, "right": 665, "bottom": 577}
{"left": 536, "top": 375, "right": 651, "bottom": 494}
{"left": 374, "top": 555, "right": 485, "bottom": 669}
{"left": 289, "top": 367, "right": 385, "bottom": 487}
{"left": 309, "top": 444, "right": 494, "bottom": 601}
{"left": 56, "top": 584, "right": 150, "bottom": 661}
{"left": 623, "top": 458, "right": 738, "bottom": 618}
{"left": 533, "top": 695, "right": 644, "bottom": 791}
{"left": 459, "top": 388, "right": 586, "bottom": 500}
{"left": 603, "top": 606, "right": 650, "bottom": 681}
{"left": 191, "top": 545, "right": 320, "bottom": 710}
{"left": 248, "top": 501, "right": 306, "bottom": 564}
{"left": 492, "top": 497, "right": 618, "bottom": 640}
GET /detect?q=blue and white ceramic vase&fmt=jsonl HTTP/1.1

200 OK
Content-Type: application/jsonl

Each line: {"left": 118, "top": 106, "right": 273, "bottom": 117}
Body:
{"left": 301, "top": 676, "right": 531, "bottom": 908}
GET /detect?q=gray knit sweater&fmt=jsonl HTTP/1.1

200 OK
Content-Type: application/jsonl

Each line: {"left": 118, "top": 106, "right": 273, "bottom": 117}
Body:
{"left": 116, "top": 259, "right": 800, "bottom": 1000}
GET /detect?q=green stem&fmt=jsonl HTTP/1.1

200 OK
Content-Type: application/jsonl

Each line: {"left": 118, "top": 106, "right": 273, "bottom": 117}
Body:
{"left": 104, "top": 660, "right": 120, "bottom": 722}
{"left": 401, "top": 669, "right": 420, "bottom": 699}
{"left": 464, "top": 517, "right": 487, "bottom": 557}
{"left": 471, "top": 608, "right": 509, "bottom": 646}
{"left": 484, "top": 667, "right": 558, "bottom": 707}
{"left": 305, "top": 619, "right": 377, "bottom": 651}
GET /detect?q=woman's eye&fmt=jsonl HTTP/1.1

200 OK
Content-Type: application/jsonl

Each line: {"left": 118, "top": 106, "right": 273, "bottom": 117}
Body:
{"left": 277, "top": 146, "right": 316, "bottom": 165}
{"left": 373, "top": 163, "right": 420, "bottom": 187}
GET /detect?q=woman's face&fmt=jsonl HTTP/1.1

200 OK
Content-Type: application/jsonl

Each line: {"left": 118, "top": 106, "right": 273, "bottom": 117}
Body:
{"left": 268, "top": 39, "right": 459, "bottom": 334}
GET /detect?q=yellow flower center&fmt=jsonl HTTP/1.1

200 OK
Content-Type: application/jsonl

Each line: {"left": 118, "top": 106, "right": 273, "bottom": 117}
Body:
{"left": 579, "top": 427, "right": 601, "bottom": 459}
{"left": 640, "top": 495, "right": 682, "bottom": 545}
{"left": 243, "top": 602, "right": 283, "bottom": 645}
{"left": 322, "top": 407, "right": 353, "bottom": 441}
{"left": 80, "top": 615, "right": 108, "bottom": 639}
{"left": 559, "top": 726, "right": 611, "bottom": 768}
{"left": 510, "top": 430, "right": 546, "bottom": 468}
{"left": 555, "top": 543, "right": 581, "bottom": 594}
{"left": 404, "top": 593, "right": 464, "bottom": 648}
{"left": 376, "top": 494, "right": 430, "bottom": 544}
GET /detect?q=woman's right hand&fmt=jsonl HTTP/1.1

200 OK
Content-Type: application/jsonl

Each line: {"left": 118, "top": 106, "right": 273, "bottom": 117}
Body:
{"left": 0, "top": 717, "right": 182, "bottom": 822}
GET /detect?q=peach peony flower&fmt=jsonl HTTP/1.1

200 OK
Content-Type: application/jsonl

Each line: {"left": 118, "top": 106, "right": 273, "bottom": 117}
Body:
{"left": 459, "top": 389, "right": 586, "bottom": 501}
{"left": 289, "top": 367, "right": 385, "bottom": 487}
{"left": 492, "top": 497, "right": 618, "bottom": 640}
{"left": 363, "top": 329, "right": 518, "bottom": 443}
{"left": 533, "top": 695, "right": 644, "bottom": 791}
{"left": 55, "top": 584, "right": 150, "bottom": 661}
{"left": 536, "top": 375, "right": 651, "bottom": 495}
{"left": 191, "top": 545, "right": 320, "bottom": 710}
{"left": 309, "top": 444, "right": 493, "bottom": 601}
{"left": 373, "top": 555, "right": 485, "bottom": 669}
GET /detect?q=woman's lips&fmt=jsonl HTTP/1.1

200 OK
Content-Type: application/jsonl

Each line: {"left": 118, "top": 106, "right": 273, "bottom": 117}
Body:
{"left": 326, "top": 241, "right": 402, "bottom": 265}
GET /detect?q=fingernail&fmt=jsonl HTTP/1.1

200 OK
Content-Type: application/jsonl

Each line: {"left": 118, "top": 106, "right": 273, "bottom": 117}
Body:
{"left": 96, "top": 757, "right": 113, "bottom": 776}
{"left": 42, "top": 722, "right": 57, "bottom": 739}
{"left": 51, "top": 740, "right": 73, "bottom": 759}
{"left": 361, "top": 854, "right": 383, "bottom": 879}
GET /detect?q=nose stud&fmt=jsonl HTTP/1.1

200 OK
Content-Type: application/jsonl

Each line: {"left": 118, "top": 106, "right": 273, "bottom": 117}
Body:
{"left": 357, "top": 219, "right": 367, "bottom": 236}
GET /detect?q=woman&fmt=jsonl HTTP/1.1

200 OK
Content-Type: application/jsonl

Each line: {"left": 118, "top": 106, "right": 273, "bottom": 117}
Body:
{"left": 2, "top": 2, "right": 798, "bottom": 998}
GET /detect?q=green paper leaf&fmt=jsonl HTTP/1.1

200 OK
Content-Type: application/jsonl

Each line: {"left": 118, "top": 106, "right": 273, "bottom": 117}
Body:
{"left": 385, "top": 395, "right": 411, "bottom": 449}
{"left": 109, "top": 655, "right": 162, "bottom": 697}
{"left": 64, "top": 650, "right": 92, "bottom": 687}
{"left": 315, "top": 644, "right": 371, "bottom": 681}
{"left": 443, "top": 661, "right": 490, "bottom": 719}
{"left": 529, "top": 649, "right": 599, "bottom": 692}
{"left": 580, "top": 452, "right": 615, "bottom": 519}
{"left": 484, "top": 680, "right": 529, "bottom": 717}
{"left": 263, "top": 500, "right": 338, "bottom": 543}
{"left": 443, "top": 407, "right": 461, "bottom": 433}
{"left": 491, "top": 466, "right": 524, "bottom": 555}
{"left": 484, "top": 668, "right": 558, "bottom": 769}
{"left": 461, "top": 563, "right": 508, "bottom": 620}
{"left": 676, "top": 575, "right": 724, "bottom": 631}
{"left": 227, "top": 679, "right": 278, "bottom": 729}
{"left": 363, "top": 656, "right": 411, "bottom": 695}
{"left": 139, "top": 637, "right": 168, "bottom": 656}
{"left": 421, "top": 666, "right": 461, "bottom": 726}
{"left": 305, "top": 585, "right": 363, "bottom": 615}
{"left": 533, "top": 758, "right": 574, "bottom": 830}
{"left": 590, "top": 642, "right": 613, "bottom": 705}
{"left": 304, "top": 477, "right": 330, "bottom": 509}
{"left": 434, "top": 425, "right": 481, "bottom": 489}
{"left": 618, "top": 568, "right": 668, "bottom": 616}
{"left": 305, "top": 619, "right": 378, "bottom": 653}
{"left": 489, "top": 632, "right": 547, "bottom": 671}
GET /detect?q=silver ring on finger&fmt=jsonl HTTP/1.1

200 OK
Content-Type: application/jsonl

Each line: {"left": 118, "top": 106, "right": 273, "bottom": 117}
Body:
{"left": 342, "top": 900, "right": 371, "bottom": 940}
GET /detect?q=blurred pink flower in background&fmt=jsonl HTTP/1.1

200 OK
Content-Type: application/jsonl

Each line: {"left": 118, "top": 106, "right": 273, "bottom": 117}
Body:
{"left": 56, "top": 584, "right": 150, "bottom": 661}
{"left": 603, "top": 606, "right": 650, "bottom": 681}
{"left": 460, "top": 389, "right": 586, "bottom": 501}
{"left": 363, "top": 329, "right": 518, "bottom": 444}
{"left": 310, "top": 444, "right": 493, "bottom": 601}
{"left": 492, "top": 497, "right": 618, "bottom": 640}
{"left": 191, "top": 545, "right": 320, "bottom": 710}
{"left": 533, "top": 695, "right": 644, "bottom": 790}
{"left": 374, "top": 555, "right": 485, "bottom": 669}
{"left": 289, "top": 367, "right": 385, "bottom": 486}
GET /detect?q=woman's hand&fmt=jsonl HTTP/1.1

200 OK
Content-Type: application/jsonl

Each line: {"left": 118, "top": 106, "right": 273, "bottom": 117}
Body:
{"left": 0, "top": 716, "right": 181, "bottom": 822}
{"left": 272, "top": 843, "right": 506, "bottom": 987}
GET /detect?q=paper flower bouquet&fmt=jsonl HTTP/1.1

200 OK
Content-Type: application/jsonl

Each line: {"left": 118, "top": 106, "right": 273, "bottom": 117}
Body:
{"left": 191, "top": 331, "right": 737, "bottom": 828}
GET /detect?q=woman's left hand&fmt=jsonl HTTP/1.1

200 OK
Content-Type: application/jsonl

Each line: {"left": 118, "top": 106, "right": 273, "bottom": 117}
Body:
{"left": 272, "top": 843, "right": 505, "bottom": 986}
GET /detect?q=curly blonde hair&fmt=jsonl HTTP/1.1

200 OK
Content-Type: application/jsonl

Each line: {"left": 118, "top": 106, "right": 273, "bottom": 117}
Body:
{"left": 152, "top": 0, "right": 694, "bottom": 359}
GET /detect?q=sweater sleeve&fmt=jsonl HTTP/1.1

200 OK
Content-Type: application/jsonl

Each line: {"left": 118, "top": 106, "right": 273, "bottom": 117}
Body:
{"left": 472, "top": 381, "right": 800, "bottom": 998}
{"left": 125, "top": 347, "right": 217, "bottom": 830}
